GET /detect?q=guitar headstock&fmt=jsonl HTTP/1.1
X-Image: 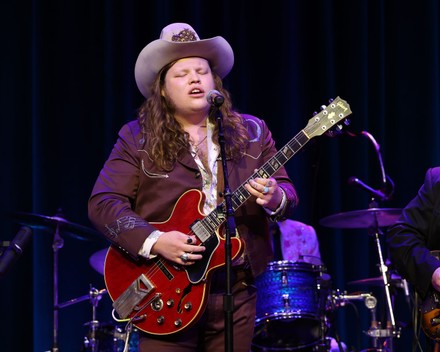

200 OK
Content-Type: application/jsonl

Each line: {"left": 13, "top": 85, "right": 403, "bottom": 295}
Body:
{"left": 304, "top": 97, "right": 352, "bottom": 139}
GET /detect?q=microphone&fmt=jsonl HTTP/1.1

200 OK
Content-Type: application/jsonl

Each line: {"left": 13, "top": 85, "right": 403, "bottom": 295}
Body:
{"left": 0, "top": 226, "right": 32, "bottom": 279}
{"left": 345, "top": 130, "right": 395, "bottom": 199}
{"left": 348, "top": 176, "right": 387, "bottom": 201}
{"left": 206, "top": 90, "right": 225, "bottom": 107}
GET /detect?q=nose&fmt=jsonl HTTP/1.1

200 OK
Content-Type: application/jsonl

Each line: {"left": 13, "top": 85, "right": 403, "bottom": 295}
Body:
{"left": 189, "top": 72, "right": 201, "bottom": 84}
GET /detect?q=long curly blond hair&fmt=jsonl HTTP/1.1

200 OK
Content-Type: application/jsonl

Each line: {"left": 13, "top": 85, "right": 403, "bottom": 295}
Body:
{"left": 137, "top": 62, "right": 249, "bottom": 171}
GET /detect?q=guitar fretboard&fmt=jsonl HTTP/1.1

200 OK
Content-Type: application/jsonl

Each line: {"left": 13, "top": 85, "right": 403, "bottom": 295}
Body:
{"left": 191, "top": 96, "right": 351, "bottom": 242}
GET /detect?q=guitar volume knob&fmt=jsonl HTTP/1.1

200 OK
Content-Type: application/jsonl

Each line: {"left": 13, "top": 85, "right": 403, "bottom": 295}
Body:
{"left": 174, "top": 319, "right": 182, "bottom": 327}
{"left": 151, "top": 298, "right": 163, "bottom": 311}
{"left": 184, "top": 302, "right": 192, "bottom": 311}
{"left": 167, "top": 299, "right": 175, "bottom": 307}
{"left": 157, "top": 316, "right": 164, "bottom": 324}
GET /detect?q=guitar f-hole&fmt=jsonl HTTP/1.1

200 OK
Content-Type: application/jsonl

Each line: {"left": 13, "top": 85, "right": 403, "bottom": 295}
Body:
{"left": 177, "top": 284, "right": 193, "bottom": 314}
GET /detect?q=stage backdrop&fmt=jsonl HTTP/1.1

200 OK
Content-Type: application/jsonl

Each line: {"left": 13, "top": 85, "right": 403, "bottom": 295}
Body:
{"left": 1, "top": 1, "right": 439, "bottom": 351}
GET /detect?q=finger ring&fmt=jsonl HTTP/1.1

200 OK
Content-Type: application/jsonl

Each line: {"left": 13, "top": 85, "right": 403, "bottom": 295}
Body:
{"left": 262, "top": 186, "right": 269, "bottom": 194}
{"left": 187, "top": 237, "right": 193, "bottom": 244}
{"left": 180, "top": 253, "right": 189, "bottom": 262}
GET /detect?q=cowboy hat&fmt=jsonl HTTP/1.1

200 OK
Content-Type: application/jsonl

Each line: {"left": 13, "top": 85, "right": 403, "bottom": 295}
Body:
{"left": 134, "top": 23, "right": 234, "bottom": 98}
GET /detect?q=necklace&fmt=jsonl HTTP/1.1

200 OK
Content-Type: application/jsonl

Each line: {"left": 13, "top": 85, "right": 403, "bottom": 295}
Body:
{"left": 190, "top": 135, "right": 207, "bottom": 154}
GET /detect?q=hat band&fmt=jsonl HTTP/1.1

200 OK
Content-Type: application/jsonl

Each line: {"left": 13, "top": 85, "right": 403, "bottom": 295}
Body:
{"left": 171, "top": 28, "right": 198, "bottom": 42}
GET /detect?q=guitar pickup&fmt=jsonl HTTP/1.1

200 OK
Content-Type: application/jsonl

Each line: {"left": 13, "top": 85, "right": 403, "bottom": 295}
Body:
{"left": 113, "top": 274, "right": 155, "bottom": 319}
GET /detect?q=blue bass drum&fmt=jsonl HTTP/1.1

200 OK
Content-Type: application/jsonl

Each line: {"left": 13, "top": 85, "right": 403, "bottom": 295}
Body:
{"left": 253, "top": 260, "right": 331, "bottom": 351}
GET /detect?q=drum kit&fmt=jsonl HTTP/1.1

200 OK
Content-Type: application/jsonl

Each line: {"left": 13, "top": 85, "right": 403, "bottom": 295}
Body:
{"left": 10, "top": 205, "right": 406, "bottom": 352}
{"left": 252, "top": 207, "right": 405, "bottom": 352}
{"left": 10, "top": 210, "right": 138, "bottom": 352}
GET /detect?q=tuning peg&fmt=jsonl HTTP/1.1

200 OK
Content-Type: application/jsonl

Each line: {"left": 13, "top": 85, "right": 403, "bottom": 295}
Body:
{"left": 344, "top": 119, "right": 351, "bottom": 126}
{"left": 325, "top": 124, "right": 345, "bottom": 138}
{"left": 313, "top": 111, "right": 318, "bottom": 116}
{"left": 320, "top": 105, "right": 326, "bottom": 110}
{"left": 325, "top": 130, "right": 338, "bottom": 138}
{"left": 329, "top": 98, "right": 334, "bottom": 103}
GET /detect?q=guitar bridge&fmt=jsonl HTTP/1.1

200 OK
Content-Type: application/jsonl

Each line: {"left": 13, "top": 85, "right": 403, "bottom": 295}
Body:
{"left": 113, "top": 274, "right": 155, "bottom": 318}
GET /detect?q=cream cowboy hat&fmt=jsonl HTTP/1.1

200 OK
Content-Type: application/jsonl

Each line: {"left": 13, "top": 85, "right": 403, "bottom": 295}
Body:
{"left": 134, "top": 22, "right": 234, "bottom": 98}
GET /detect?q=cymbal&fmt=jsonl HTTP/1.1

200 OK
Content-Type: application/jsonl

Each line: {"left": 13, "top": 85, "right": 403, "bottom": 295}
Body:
{"left": 348, "top": 273, "right": 403, "bottom": 287}
{"left": 89, "top": 248, "right": 107, "bottom": 275}
{"left": 58, "top": 288, "right": 107, "bottom": 309}
{"left": 319, "top": 208, "right": 402, "bottom": 229}
{"left": 11, "top": 211, "right": 101, "bottom": 241}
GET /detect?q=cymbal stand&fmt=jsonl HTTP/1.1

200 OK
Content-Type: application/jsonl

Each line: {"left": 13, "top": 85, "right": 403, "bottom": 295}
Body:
{"left": 369, "top": 224, "right": 399, "bottom": 351}
{"left": 51, "top": 222, "right": 64, "bottom": 352}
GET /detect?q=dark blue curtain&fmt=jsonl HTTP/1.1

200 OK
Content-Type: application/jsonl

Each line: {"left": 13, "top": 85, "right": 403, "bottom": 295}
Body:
{"left": 1, "top": 1, "right": 439, "bottom": 351}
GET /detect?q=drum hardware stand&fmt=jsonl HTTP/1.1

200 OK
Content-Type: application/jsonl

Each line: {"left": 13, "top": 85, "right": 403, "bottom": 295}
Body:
{"left": 314, "top": 273, "right": 333, "bottom": 351}
{"left": 332, "top": 289, "right": 377, "bottom": 307}
{"left": 82, "top": 287, "right": 106, "bottom": 352}
{"left": 362, "top": 289, "right": 399, "bottom": 350}
{"left": 9, "top": 210, "right": 101, "bottom": 352}
{"left": 51, "top": 216, "right": 64, "bottom": 352}
{"left": 368, "top": 223, "right": 400, "bottom": 351}
{"left": 313, "top": 318, "right": 331, "bottom": 352}
{"left": 332, "top": 290, "right": 382, "bottom": 350}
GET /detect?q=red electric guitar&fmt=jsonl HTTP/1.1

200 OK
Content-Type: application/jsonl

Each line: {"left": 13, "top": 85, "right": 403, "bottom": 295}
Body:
{"left": 103, "top": 96, "right": 352, "bottom": 335}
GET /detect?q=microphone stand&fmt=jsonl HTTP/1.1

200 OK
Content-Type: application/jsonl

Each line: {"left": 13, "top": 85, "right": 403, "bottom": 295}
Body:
{"left": 361, "top": 131, "right": 387, "bottom": 187}
{"left": 212, "top": 104, "right": 236, "bottom": 352}
{"left": 347, "top": 130, "right": 395, "bottom": 201}
{"left": 348, "top": 130, "right": 398, "bottom": 350}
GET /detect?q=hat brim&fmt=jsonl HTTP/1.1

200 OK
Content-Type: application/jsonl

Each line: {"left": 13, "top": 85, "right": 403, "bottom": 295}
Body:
{"left": 134, "top": 36, "right": 234, "bottom": 98}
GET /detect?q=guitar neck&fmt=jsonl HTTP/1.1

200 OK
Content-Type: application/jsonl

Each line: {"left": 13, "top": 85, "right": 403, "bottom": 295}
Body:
{"left": 191, "top": 130, "right": 309, "bottom": 242}
{"left": 228, "top": 129, "right": 309, "bottom": 210}
{"left": 191, "top": 96, "right": 351, "bottom": 241}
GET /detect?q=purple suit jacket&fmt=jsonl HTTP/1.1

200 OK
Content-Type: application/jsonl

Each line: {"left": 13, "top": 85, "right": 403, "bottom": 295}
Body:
{"left": 387, "top": 167, "right": 440, "bottom": 297}
{"left": 88, "top": 114, "right": 297, "bottom": 278}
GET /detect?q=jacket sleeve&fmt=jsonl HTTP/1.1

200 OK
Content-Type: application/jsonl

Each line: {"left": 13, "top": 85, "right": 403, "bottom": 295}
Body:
{"left": 88, "top": 122, "right": 157, "bottom": 258}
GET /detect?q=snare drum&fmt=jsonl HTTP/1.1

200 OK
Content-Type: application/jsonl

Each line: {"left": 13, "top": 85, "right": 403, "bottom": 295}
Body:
{"left": 253, "top": 260, "right": 331, "bottom": 351}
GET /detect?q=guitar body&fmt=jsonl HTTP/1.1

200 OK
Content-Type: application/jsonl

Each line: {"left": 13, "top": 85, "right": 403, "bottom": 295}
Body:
{"left": 104, "top": 189, "right": 244, "bottom": 335}
{"left": 421, "top": 291, "right": 440, "bottom": 341}
{"left": 422, "top": 250, "right": 440, "bottom": 341}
